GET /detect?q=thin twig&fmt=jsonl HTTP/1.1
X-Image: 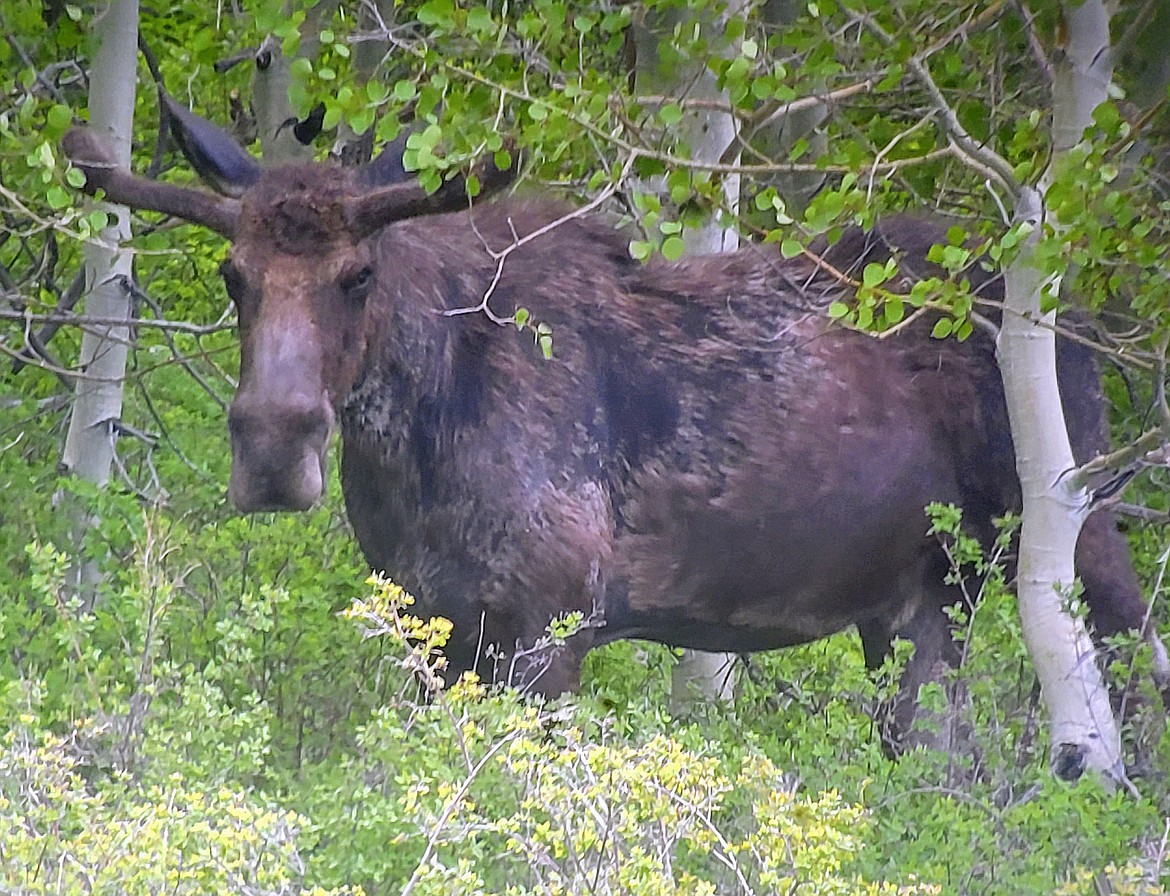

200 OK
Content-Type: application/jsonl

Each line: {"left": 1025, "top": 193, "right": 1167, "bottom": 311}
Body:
{"left": 859, "top": 11, "right": 1018, "bottom": 194}
{"left": 446, "top": 152, "right": 638, "bottom": 322}
{"left": 1071, "top": 334, "right": 1170, "bottom": 489}
{"left": 398, "top": 729, "right": 523, "bottom": 896}
{"left": 0, "top": 307, "right": 234, "bottom": 335}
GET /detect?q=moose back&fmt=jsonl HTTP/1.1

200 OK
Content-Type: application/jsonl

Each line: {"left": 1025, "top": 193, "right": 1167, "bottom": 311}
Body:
{"left": 64, "top": 104, "right": 1159, "bottom": 745}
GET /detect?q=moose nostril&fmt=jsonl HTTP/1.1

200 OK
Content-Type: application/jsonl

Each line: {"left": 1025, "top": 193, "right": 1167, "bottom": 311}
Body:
{"left": 229, "top": 395, "right": 332, "bottom": 445}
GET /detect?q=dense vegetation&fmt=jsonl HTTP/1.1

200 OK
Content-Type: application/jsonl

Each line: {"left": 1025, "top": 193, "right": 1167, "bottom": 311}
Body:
{"left": 2, "top": 0, "right": 1169, "bottom": 892}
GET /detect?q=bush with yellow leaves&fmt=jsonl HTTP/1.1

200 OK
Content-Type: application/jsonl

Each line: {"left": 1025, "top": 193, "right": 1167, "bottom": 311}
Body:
{"left": 308, "top": 574, "right": 940, "bottom": 896}
{"left": 0, "top": 724, "right": 362, "bottom": 896}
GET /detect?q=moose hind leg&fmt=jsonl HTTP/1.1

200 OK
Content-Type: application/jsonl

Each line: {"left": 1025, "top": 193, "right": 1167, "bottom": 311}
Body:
{"left": 859, "top": 590, "right": 963, "bottom": 757}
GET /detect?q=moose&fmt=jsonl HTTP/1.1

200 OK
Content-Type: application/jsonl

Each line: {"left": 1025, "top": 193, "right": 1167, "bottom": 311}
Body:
{"left": 64, "top": 99, "right": 1168, "bottom": 750}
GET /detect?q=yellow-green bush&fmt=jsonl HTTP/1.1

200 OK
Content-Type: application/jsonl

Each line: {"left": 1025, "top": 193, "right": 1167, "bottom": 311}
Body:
{"left": 0, "top": 725, "right": 361, "bottom": 896}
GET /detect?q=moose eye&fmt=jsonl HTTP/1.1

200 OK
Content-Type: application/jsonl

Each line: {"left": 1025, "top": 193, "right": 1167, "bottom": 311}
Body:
{"left": 340, "top": 266, "right": 374, "bottom": 303}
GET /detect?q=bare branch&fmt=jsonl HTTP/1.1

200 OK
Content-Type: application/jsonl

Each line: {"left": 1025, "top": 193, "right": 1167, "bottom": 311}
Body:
{"left": 859, "top": 12, "right": 1019, "bottom": 195}
{"left": 0, "top": 307, "right": 234, "bottom": 336}
{"left": 1070, "top": 334, "right": 1170, "bottom": 490}
{"left": 445, "top": 152, "right": 639, "bottom": 322}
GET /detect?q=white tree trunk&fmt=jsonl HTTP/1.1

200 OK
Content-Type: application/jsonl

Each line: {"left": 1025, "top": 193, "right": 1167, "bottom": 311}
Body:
{"left": 252, "top": 1, "right": 336, "bottom": 164}
{"left": 253, "top": 34, "right": 310, "bottom": 164}
{"left": 632, "top": 3, "right": 744, "bottom": 709}
{"left": 61, "top": 0, "right": 139, "bottom": 605}
{"left": 997, "top": 0, "right": 1125, "bottom": 784}
{"left": 332, "top": 0, "right": 391, "bottom": 165}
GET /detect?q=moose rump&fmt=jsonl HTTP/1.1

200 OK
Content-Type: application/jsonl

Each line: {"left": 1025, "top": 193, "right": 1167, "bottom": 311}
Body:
{"left": 63, "top": 100, "right": 1167, "bottom": 750}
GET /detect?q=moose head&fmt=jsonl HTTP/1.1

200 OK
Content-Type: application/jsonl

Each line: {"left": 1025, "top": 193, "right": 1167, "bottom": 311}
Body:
{"left": 64, "top": 97, "right": 514, "bottom": 512}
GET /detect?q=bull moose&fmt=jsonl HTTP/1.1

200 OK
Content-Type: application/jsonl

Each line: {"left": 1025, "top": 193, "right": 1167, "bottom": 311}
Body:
{"left": 64, "top": 99, "right": 1167, "bottom": 749}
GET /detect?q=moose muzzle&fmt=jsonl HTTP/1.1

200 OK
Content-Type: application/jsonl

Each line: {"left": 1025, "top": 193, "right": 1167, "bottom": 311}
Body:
{"left": 227, "top": 391, "right": 334, "bottom": 512}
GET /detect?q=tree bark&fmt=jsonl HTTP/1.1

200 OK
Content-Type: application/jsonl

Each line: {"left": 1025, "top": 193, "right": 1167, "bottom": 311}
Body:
{"left": 632, "top": 2, "right": 745, "bottom": 709}
{"left": 332, "top": 0, "right": 392, "bottom": 166}
{"left": 753, "top": 0, "right": 828, "bottom": 215}
{"left": 60, "top": 0, "right": 140, "bottom": 606}
{"left": 251, "top": 1, "right": 337, "bottom": 163}
{"left": 996, "top": 1, "right": 1125, "bottom": 785}
{"left": 253, "top": 34, "right": 310, "bottom": 164}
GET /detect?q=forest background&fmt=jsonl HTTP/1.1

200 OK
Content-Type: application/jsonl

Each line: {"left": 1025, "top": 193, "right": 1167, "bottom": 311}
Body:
{"left": 2, "top": 0, "right": 1170, "bottom": 893}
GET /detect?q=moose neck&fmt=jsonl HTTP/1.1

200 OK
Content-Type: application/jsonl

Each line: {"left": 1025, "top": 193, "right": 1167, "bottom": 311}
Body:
{"left": 339, "top": 211, "right": 496, "bottom": 444}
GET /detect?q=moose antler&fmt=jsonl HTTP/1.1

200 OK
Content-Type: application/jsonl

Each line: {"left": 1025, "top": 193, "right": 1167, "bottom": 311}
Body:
{"left": 65, "top": 96, "right": 517, "bottom": 243}
{"left": 345, "top": 146, "right": 519, "bottom": 241}
{"left": 63, "top": 126, "right": 242, "bottom": 238}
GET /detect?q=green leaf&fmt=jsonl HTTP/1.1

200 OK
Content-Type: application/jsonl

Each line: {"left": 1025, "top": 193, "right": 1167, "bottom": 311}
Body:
{"left": 629, "top": 240, "right": 651, "bottom": 261}
{"left": 393, "top": 79, "right": 416, "bottom": 103}
{"left": 780, "top": 238, "right": 803, "bottom": 259}
{"left": 828, "top": 301, "right": 850, "bottom": 319}
{"left": 884, "top": 297, "right": 904, "bottom": 324}
{"left": 862, "top": 262, "right": 888, "bottom": 288}
{"left": 417, "top": 0, "right": 455, "bottom": 27}
{"left": 46, "top": 185, "right": 71, "bottom": 209}
{"left": 931, "top": 318, "right": 953, "bottom": 339}
{"left": 34, "top": 141, "right": 54, "bottom": 170}
{"left": 349, "top": 107, "right": 375, "bottom": 135}
{"left": 876, "top": 63, "right": 904, "bottom": 92}
{"left": 46, "top": 104, "right": 73, "bottom": 137}
{"left": 467, "top": 6, "right": 494, "bottom": 32}
{"left": 537, "top": 323, "right": 553, "bottom": 359}
{"left": 661, "top": 236, "right": 686, "bottom": 260}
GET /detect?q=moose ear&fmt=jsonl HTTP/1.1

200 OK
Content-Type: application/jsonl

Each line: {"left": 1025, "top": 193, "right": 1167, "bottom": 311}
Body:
{"left": 355, "top": 131, "right": 412, "bottom": 189}
{"left": 161, "top": 93, "right": 261, "bottom": 198}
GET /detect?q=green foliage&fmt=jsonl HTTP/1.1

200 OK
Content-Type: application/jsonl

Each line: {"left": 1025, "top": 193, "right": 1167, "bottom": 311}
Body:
{"left": 3, "top": 559, "right": 1166, "bottom": 894}
{"left": 0, "top": 726, "right": 360, "bottom": 896}
{"left": 205, "top": 578, "right": 947, "bottom": 895}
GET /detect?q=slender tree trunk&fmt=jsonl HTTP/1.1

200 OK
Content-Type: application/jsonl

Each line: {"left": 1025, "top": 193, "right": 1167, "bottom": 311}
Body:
{"left": 754, "top": 0, "right": 828, "bottom": 215}
{"left": 632, "top": 3, "right": 745, "bottom": 709}
{"left": 60, "top": 0, "right": 139, "bottom": 607}
{"left": 252, "top": 32, "right": 307, "bottom": 164}
{"left": 332, "top": 0, "right": 392, "bottom": 166}
{"left": 252, "top": 1, "right": 337, "bottom": 163}
{"left": 997, "top": 0, "right": 1125, "bottom": 784}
